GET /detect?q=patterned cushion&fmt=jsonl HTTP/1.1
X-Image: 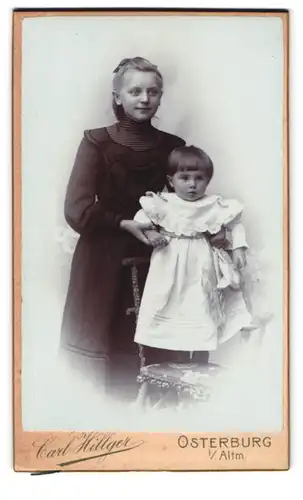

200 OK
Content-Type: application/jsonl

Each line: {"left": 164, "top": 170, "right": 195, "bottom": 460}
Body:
{"left": 137, "top": 362, "right": 224, "bottom": 401}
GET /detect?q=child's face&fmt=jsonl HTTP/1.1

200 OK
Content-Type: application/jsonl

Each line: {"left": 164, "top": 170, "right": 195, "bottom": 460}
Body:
{"left": 113, "top": 69, "right": 162, "bottom": 122}
{"left": 168, "top": 169, "right": 209, "bottom": 201}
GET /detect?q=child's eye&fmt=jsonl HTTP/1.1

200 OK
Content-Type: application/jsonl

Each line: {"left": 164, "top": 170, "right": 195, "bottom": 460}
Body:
{"left": 180, "top": 176, "right": 189, "bottom": 181}
{"left": 148, "top": 89, "right": 159, "bottom": 96}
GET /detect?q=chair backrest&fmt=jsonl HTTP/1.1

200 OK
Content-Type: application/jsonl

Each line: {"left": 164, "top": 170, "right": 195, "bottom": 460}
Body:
{"left": 122, "top": 256, "right": 150, "bottom": 368}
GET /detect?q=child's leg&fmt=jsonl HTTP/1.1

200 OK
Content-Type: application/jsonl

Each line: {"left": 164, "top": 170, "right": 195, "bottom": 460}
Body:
{"left": 143, "top": 347, "right": 191, "bottom": 365}
{"left": 192, "top": 351, "right": 209, "bottom": 364}
{"left": 144, "top": 346, "right": 176, "bottom": 365}
{"left": 173, "top": 351, "right": 191, "bottom": 363}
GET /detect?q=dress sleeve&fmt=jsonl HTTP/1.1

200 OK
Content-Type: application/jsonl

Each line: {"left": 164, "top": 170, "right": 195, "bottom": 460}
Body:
{"left": 138, "top": 193, "right": 167, "bottom": 226}
{"left": 225, "top": 216, "right": 249, "bottom": 249}
{"left": 64, "top": 132, "right": 124, "bottom": 235}
{"left": 133, "top": 209, "right": 152, "bottom": 224}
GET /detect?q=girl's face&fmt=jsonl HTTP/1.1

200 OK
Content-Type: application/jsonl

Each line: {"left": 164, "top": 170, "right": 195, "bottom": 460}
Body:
{"left": 113, "top": 69, "right": 163, "bottom": 122}
{"left": 168, "top": 169, "right": 209, "bottom": 202}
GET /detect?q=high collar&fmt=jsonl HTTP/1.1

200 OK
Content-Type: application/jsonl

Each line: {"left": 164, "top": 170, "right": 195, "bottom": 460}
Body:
{"left": 117, "top": 114, "right": 153, "bottom": 134}
{"left": 106, "top": 114, "right": 160, "bottom": 151}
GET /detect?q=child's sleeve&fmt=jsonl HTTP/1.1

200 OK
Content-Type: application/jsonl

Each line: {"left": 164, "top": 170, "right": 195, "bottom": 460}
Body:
{"left": 134, "top": 192, "right": 165, "bottom": 225}
{"left": 217, "top": 197, "right": 248, "bottom": 250}
{"left": 226, "top": 216, "right": 248, "bottom": 250}
{"left": 133, "top": 209, "right": 152, "bottom": 224}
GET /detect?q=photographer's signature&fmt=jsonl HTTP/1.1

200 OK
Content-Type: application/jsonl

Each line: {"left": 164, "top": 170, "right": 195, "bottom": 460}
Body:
{"left": 32, "top": 432, "right": 144, "bottom": 468}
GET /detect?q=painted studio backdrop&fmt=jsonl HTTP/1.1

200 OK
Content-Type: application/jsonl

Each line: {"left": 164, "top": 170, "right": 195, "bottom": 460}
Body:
{"left": 21, "top": 14, "right": 284, "bottom": 431}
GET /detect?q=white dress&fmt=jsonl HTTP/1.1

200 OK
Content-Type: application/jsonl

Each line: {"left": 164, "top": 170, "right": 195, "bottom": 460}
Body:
{"left": 134, "top": 192, "right": 252, "bottom": 351}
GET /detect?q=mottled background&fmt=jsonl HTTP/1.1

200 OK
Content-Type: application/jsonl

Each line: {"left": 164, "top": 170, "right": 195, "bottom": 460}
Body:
{"left": 21, "top": 14, "right": 284, "bottom": 431}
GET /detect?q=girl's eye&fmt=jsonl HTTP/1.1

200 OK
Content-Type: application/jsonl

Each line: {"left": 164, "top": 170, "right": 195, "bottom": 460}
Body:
{"left": 130, "top": 88, "right": 141, "bottom": 96}
{"left": 180, "top": 176, "right": 189, "bottom": 181}
{"left": 129, "top": 88, "right": 159, "bottom": 97}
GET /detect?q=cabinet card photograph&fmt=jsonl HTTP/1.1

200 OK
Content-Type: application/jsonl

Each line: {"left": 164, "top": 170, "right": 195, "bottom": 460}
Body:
{"left": 13, "top": 9, "right": 289, "bottom": 471}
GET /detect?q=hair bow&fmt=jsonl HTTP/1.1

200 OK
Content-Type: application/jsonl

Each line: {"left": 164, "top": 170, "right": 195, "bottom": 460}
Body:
{"left": 113, "top": 58, "right": 132, "bottom": 73}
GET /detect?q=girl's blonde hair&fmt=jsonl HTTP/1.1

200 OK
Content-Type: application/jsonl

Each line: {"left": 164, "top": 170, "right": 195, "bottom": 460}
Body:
{"left": 112, "top": 57, "right": 163, "bottom": 119}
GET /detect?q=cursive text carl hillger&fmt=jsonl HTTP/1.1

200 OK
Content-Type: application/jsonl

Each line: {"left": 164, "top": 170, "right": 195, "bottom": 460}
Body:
{"left": 32, "top": 432, "right": 144, "bottom": 467}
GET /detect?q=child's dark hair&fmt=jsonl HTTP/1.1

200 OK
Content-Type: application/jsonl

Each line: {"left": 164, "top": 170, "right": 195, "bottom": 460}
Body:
{"left": 167, "top": 146, "right": 214, "bottom": 181}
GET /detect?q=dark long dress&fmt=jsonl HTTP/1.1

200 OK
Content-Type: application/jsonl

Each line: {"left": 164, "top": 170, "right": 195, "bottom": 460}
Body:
{"left": 60, "top": 117, "right": 185, "bottom": 392}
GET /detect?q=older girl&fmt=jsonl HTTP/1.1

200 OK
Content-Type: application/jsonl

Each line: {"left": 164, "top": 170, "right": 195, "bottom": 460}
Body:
{"left": 60, "top": 57, "right": 185, "bottom": 392}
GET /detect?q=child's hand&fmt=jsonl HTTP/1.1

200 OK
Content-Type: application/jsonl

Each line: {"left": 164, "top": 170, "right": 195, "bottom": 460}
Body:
{"left": 145, "top": 230, "right": 169, "bottom": 249}
{"left": 208, "top": 228, "right": 228, "bottom": 249}
{"left": 232, "top": 247, "right": 247, "bottom": 270}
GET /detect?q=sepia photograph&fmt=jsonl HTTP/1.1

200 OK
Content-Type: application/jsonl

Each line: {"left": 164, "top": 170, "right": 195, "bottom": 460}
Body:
{"left": 13, "top": 9, "right": 289, "bottom": 471}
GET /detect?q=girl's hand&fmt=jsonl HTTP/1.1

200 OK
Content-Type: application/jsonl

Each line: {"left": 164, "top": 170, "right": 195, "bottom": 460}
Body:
{"left": 145, "top": 229, "right": 169, "bottom": 249}
{"left": 120, "top": 220, "right": 153, "bottom": 245}
{"left": 233, "top": 247, "right": 247, "bottom": 270}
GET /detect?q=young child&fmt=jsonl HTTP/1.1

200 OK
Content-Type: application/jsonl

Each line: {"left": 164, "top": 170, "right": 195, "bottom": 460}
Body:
{"left": 133, "top": 146, "right": 252, "bottom": 364}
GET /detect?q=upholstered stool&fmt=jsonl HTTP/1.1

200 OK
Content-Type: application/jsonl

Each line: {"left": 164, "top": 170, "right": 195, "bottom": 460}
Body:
{"left": 135, "top": 361, "right": 224, "bottom": 409}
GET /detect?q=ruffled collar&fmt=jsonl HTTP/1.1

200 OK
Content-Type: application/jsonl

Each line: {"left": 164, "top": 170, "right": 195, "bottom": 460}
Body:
{"left": 159, "top": 192, "right": 220, "bottom": 208}
{"left": 139, "top": 192, "right": 244, "bottom": 236}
